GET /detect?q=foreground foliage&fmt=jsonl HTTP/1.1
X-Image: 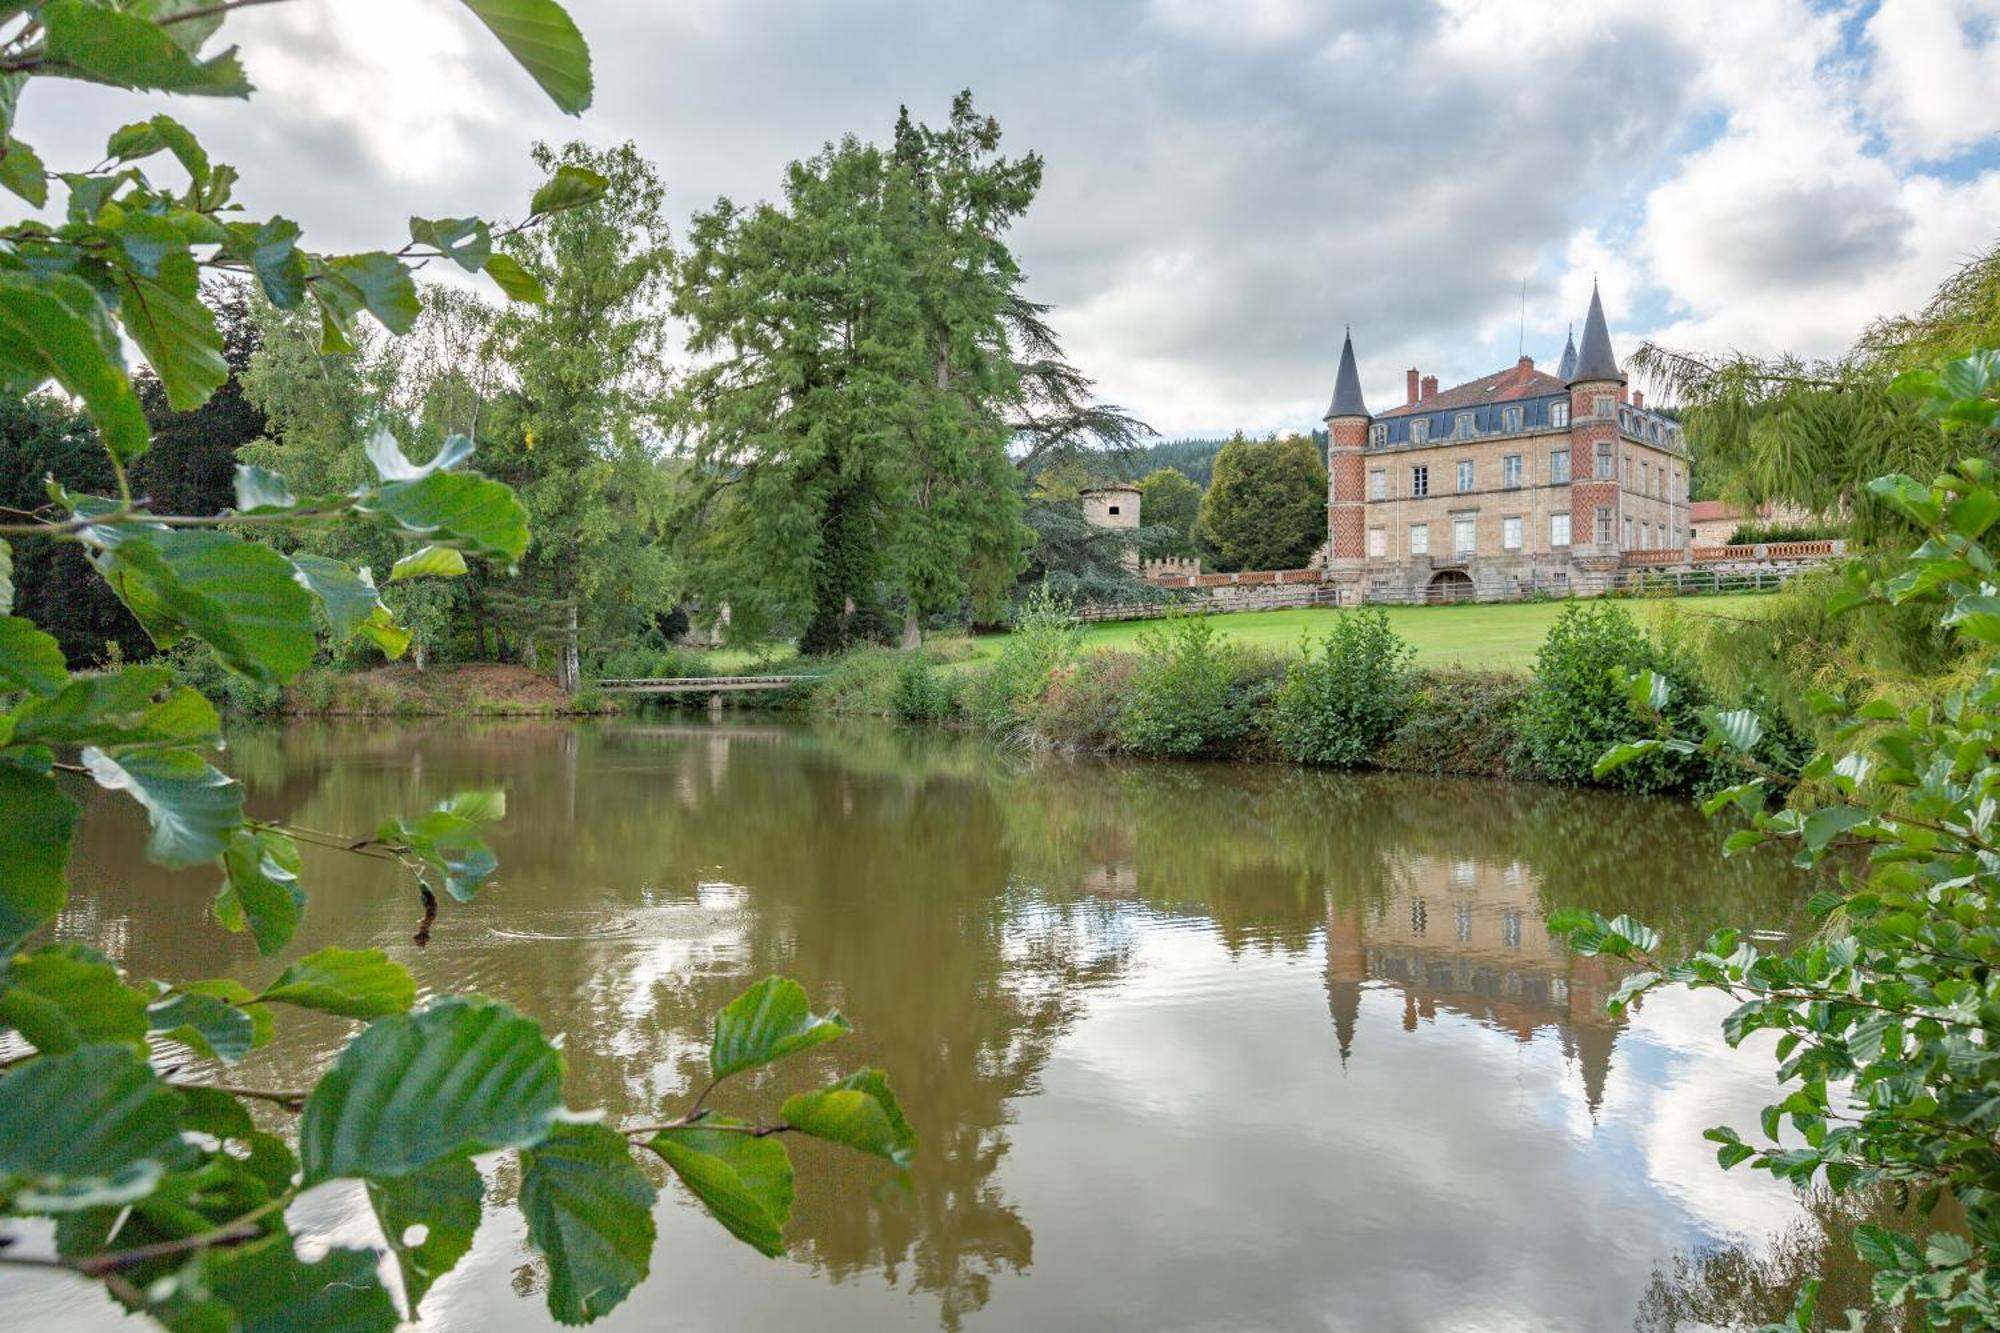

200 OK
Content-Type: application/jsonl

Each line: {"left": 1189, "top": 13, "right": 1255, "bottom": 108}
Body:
{"left": 1569, "top": 350, "right": 2000, "bottom": 1331}
{"left": 0, "top": 5, "right": 909, "bottom": 1327}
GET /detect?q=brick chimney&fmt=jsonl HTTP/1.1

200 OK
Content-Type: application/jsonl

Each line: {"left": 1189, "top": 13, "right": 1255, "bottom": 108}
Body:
{"left": 1516, "top": 355, "right": 1534, "bottom": 384}
{"left": 1406, "top": 368, "right": 1419, "bottom": 406}
{"left": 1420, "top": 375, "right": 1438, "bottom": 402}
{"left": 1632, "top": 390, "right": 1644, "bottom": 409}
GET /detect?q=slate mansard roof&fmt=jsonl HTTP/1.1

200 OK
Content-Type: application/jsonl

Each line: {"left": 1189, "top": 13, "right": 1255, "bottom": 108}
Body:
{"left": 1375, "top": 360, "right": 1568, "bottom": 420}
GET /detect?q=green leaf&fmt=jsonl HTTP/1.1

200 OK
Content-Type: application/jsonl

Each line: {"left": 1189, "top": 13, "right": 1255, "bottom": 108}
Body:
{"left": 299, "top": 996, "right": 566, "bottom": 1183}
{"left": 408, "top": 216, "right": 492, "bottom": 272}
{"left": 1946, "top": 593, "right": 2000, "bottom": 645}
{"left": 0, "top": 943, "right": 149, "bottom": 1054}
{"left": 0, "top": 271, "right": 149, "bottom": 464}
{"left": 0, "top": 614, "right": 69, "bottom": 697}
{"left": 214, "top": 826, "right": 305, "bottom": 955}
{"left": 1593, "top": 738, "right": 1660, "bottom": 780}
{"left": 221, "top": 216, "right": 306, "bottom": 307}
{"left": 149, "top": 986, "right": 257, "bottom": 1063}
{"left": 651, "top": 1118, "right": 793, "bottom": 1257}
{"left": 520, "top": 1122, "right": 656, "bottom": 1324}
{"left": 368, "top": 1155, "right": 483, "bottom": 1317}
{"left": 460, "top": 0, "right": 594, "bottom": 114}
{"left": 81, "top": 744, "right": 242, "bottom": 869}
{"left": 158, "top": 1236, "right": 399, "bottom": 1333}
{"left": 325, "top": 252, "right": 420, "bottom": 334}
{"left": 116, "top": 273, "right": 226, "bottom": 411}
{"left": 258, "top": 946, "right": 414, "bottom": 1018}
{"left": 777, "top": 1068, "right": 915, "bottom": 1167}
{"left": 0, "top": 1044, "right": 186, "bottom": 1211}
{"left": 96, "top": 527, "right": 317, "bottom": 684}
{"left": 0, "top": 135, "right": 46, "bottom": 207}
{"left": 0, "top": 768, "right": 76, "bottom": 948}
{"left": 11, "top": 667, "right": 219, "bottom": 750}
{"left": 376, "top": 790, "right": 505, "bottom": 903}
{"left": 173, "top": 1085, "right": 255, "bottom": 1141}
{"left": 362, "top": 430, "right": 474, "bottom": 482}
{"left": 482, "top": 252, "right": 545, "bottom": 303}
{"left": 1803, "top": 805, "right": 1873, "bottom": 853}
{"left": 709, "top": 975, "right": 850, "bottom": 1080}
{"left": 1711, "top": 708, "right": 1764, "bottom": 754}
{"left": 389, "top": 544, "right": 468, "bottom": 582}
{"left": 40, "top": 0, "right": 252, "bottom": 95}
{"left": 363, "top": 470, "right": 531, "bottom": 564}
{"left": 288, "top": 553, "right": 409, "bottom": 659}
{"left": 1926, "top": 1231, "right": 1974, "bottom": 1267}
{"left": 232, "top": 463, "right": 295, "bottom": 513}
{"left": 530, "top": 163, "right": 608, "bottom": 215}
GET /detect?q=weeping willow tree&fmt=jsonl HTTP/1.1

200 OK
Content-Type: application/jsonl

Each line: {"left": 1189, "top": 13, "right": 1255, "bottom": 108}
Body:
{"left": 1632, "top": 241, "right": 2000, "bottom": 544}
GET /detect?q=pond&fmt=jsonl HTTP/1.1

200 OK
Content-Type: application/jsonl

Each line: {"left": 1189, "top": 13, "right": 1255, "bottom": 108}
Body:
{"left": 4, "top": 716, "right": 1820, "bottom": 1331}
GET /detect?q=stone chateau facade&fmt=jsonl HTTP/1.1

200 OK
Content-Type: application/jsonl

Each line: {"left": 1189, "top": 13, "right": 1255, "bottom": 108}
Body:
{"left": 1322, "top": 284, "right": 1689, "bottom": 602}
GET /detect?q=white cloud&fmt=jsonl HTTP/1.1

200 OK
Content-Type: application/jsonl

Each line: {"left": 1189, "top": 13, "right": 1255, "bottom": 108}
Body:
{"left": 1865, "top": 0, "right": 2000, "bottom": 160}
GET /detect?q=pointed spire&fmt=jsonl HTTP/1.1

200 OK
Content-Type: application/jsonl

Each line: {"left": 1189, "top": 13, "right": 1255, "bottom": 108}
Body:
{"left": 1324, "top": 328, "right": 1370, "bottom": 420}
{"left": 1557, "top": 324, "right": 1578, "bottom": 380}
{"left": 1569, "top": 283, "right": 1624, "bottom": 384}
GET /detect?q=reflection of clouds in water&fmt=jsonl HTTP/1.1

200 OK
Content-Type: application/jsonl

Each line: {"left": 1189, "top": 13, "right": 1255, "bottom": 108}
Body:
{"left": 1612, "top": 988, "right": 1802, "bottom": 1244}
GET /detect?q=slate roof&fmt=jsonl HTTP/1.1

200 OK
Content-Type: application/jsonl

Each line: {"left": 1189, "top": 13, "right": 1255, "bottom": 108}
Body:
{"left": 1557, "top": 326, "right": 1577, "bottom": 380}
{"left": 1324, "top": 330, "right": 1369, "bottom": 419}
{"left": 1570, "top": 284, "right": 1623, "bottom": 383}
{"left": 1375, "top": 359, "right": 1568, "bottom": 419}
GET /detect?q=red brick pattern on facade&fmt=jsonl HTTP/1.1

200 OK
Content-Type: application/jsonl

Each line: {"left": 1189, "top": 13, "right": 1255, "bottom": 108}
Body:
{"left": 1327, "top": 417, "right": 1369, "bottom": 561}
{"left": 1568, "top": 382, "right": 1622, "bottom": 545}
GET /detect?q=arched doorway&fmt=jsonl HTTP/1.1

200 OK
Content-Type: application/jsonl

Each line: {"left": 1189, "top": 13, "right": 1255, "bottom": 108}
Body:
{"left": 1426, "top": 569, "right": 1475, "bottom": 604}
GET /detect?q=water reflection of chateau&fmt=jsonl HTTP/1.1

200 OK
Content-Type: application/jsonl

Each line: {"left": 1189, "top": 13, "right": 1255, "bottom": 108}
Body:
{"left": 1325, "top": 854, "right": 1624, "bottom": 1111}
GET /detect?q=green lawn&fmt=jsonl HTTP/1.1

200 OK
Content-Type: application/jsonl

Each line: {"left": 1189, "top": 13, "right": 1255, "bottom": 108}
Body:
{"left": 965, "top": 593, "right": 1778, "bottom": 672}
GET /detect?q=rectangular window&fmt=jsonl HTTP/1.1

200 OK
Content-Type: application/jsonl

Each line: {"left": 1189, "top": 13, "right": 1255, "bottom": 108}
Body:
{"left": 1409, "top": 523, "right": 1429, "bottom": 555}
{"left": 1369, "top": 424, "right": 1387, "bottom": 447}
{"left": 1411, "top": 465, "right": 1429, "bottom": 498}
{"left": 1503, "top": 516, "right": 1523, "bottom": 550}
{"left": 1641, "top": 520, "right": 1651, "bottom": 548}
{"left": 1411, "top": 418, "right": 1429, "bottom": 445}
{"left": 1623, "top": 515, "right": 1633, "bottom": 548}
{"left": 1456, "top": 412, "right": 1474, "bottom": 440}
{"left": 1551, "top": 449, "right": 1571, "bottom": 484}
{"left": 1369, "top": 468, "right": 1386, "bottom": 501}
{"left": 1550, "top": 513, "right": 1571, "bottom": 547}
{"left": 1551, "top": 401, "right": 1569, "bottom": 429}
{"left": 1595, "top": 442, "right": 1613, "bottom": 479}
{"left": 1457, "top": 460, "right": 1474, "bottom": 492}
{"left": 1503, "top": 406, "right": 1522, "bottom": 433}
{"left": 1367, "top": 527, "right": 1387, "bottom": 559}
{"left": 1595, "top": 506, "right": 1613, "bottom": 544}
{"left": 1502, "top": 454, "right": 1522, "bottom": 488}
{"left": 1596, "top": 395, "right": 1614, "bottom": 419}
{"left": 1453, "top": 515, "right": 1476, "bottom": 557}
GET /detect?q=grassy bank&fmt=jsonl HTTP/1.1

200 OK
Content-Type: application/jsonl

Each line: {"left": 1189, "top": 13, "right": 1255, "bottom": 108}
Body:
{"left": 280, "top": 664, "right": 621, "bottom": 717}
{"left": 694, "top": 595, "right": 1814, "bottom": 799}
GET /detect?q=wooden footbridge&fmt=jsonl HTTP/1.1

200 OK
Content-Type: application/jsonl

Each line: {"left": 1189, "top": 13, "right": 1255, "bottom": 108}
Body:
{"left": 594, "top": 674, "right": 818, "bottom": 696}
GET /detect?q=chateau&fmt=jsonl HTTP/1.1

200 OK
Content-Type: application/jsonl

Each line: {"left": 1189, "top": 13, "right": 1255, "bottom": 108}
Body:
{"left": 1322, "top": 284, "right": 1689, "bottom": 602}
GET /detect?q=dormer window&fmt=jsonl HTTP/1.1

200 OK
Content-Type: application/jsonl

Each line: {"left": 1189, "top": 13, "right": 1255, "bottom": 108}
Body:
{"left": 1455, "top": 412, "right": 1474, "bottom": 439}
{"left": 1369, "top": 423, "right": 1387, "bottom": 448}
{"left": 1551, "top": 401, "right": 1570, "bottom": 429}
{"left": 1502, "top": 406, "right": 1522, "bottom": 433}
{"left": 1411, "top": 418, "right": 1429, "bottom": 445}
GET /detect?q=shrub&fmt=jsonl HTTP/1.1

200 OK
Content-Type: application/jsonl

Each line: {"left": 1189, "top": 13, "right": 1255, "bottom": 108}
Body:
{"left": 596, "top": 644, "right": 712, "bottom": 680}
{"left": 966, "top": 585, "right": 1082, "bottom": 734}
{"left": 1379, "top": 670, "right": 1531, "bottom": 777}
{"left": 1270, "top": 609, "right": 1415, "bottom": 766}
{"left": 164, "top": 639, "right": 283, "bottom": 714}
{"left": 1027, "top": 651, "right": 1139, "bottom": 750}
{"left": 1117, "top": 614, "right": 1252, "bottom": 757}
{"left": 891, "top": 656, "right": 961, "bottom": 723}
{"left": 1517, "top": 601, "right": 1703, "bottom": 791}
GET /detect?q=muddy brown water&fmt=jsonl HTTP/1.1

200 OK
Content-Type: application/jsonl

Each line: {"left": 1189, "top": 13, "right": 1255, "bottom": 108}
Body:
{"left": 2, "top": 716, "right": 1817, "bottom": 1331}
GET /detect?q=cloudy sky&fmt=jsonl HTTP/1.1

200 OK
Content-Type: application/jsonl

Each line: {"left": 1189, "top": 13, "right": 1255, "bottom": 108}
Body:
{"left": 23, "top": 0, "right": 2000, "bottom": 436}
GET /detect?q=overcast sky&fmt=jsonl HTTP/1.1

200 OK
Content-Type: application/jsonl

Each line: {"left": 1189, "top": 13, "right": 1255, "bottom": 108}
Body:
{"left": 23, "top": 0, "right": 2000, "bottom": 437}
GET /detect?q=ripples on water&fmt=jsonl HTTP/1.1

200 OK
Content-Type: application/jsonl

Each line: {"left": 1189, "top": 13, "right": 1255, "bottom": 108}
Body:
{"left": 6, "top": 716, "right": 1821, "bottom": 1332}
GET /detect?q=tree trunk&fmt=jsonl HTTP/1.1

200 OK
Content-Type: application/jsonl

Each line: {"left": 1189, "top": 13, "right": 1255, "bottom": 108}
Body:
{"left": 901, "top": 611, "right": 922, "bottom": 651}
{"left": 413, "top": 637, "right": 428, "bottom": 673}
{"left": 523, "top": 635, "right": 539, "bottom": 671}
{"left": 560, "top": 599, "right": 581, "bottom": 695}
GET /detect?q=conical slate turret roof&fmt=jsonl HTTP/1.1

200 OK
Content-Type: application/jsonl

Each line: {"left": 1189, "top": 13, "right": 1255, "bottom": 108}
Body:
{"left": 1556, "top": 325, "right": 1577, "bottom": 380}
{"left": 1324, "top": 329, "right": 1370, "bottom": 420}
{"left": 1569, "top": 284, "right": 1624, "bottom": 384}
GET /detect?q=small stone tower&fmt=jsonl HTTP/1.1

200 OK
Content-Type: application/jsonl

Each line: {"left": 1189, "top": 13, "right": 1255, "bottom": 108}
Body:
{"left": 1566, "top": 283, "right": 1625, "bottom": 559}
{"left": 1323, "top": 328, "right": 1371, "bottom": 569}
{"left": 1080, "top": 484, "right": 1141, "bottom": 530}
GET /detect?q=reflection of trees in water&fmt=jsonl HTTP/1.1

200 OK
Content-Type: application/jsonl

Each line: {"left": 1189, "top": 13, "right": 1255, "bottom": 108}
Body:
{"left": 1636, "top": 1188, "right": 1944, "bottom": 1331}
{"left": 57, "top": 718, "right": 1816, "bottom": 1331}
